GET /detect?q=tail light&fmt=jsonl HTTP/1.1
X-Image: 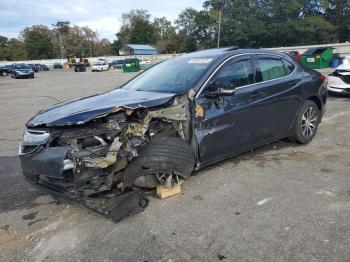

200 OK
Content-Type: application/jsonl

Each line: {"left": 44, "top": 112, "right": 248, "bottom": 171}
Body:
{"left": 319, "top": 75, "right": 327, "bottom": 87}
{"left": 319, "top": 75, "right": 326, "bottom": 82}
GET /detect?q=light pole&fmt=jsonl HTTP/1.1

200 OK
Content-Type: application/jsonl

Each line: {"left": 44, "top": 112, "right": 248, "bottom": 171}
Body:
{"left": 89, "top": 40, "right": 93, "bottom": 58}
{"left": 217, "top": 8, "right": 222, "bottom": 48}
{"left": 58, "top": 31, "right": 64, "bottom": 59}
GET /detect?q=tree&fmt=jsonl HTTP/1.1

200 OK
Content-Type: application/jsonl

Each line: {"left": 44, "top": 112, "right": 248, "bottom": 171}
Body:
{"left": 0, "top": 36, "right": 9, "bottom": 60}
{"left": 323, "top": 0, "right": 350, "bottom": 41}
{"left": 175, "top": 8, "right": 212, "bottom": 52}
{"left": 95, "top": 38, "right": 114, "bottom": 56}
{"left": 153, "top": 17, "right": 176, "bottom": 41}
{"left": 152, "top": 17, "right": 180, "bottom": 53}
{"left": 5, "top": 38, "right": 28, "bottom": 60}
{"left": 114, "top": 9, "right": 157, "bottom": 54}
{"left": 21, "top": 25, "right": 54, "bottom": 59}
{"left": 52, "top": 21, "right": 70, "bottom": 58}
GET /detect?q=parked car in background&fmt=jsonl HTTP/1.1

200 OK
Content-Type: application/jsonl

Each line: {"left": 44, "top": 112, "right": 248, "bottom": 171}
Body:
{"left": 11, "top": 64, "right": 34, "bottom": 79}
{"left": 92, "top": 61, "right": 109, "bottom": 72}
{"left": 36, "top": 64, "right": 49, "bottom": 71}
{"left": 19, "top": 48, "right": 327, "bottom": 222}
{"left": 4, "top": 64, "right": 14, "bottom": 74}
{"left": 284, "top": 51, "right": 302, "bottom": 63}
{"left": 74, "top": 62, "right": 86, "bottom": 72}
{"left": 0, "top": 66, "right": 11, "bottom": 76}
{"left": 328, "top": 63, "right": 350, "bottom": 95}
{"left": 53, "top": 63, "right": 63, "bottom": 69}
{"left": 27, "top": 64, "right": 39, "bottom": 72}
{"left": 109, "top": 60, "right": 124, "bottom": 69}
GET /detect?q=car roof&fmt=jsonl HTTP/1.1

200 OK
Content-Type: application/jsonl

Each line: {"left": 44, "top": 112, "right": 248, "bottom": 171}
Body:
{"left": 179, "top": 47, "right": 290, "bottom": 61}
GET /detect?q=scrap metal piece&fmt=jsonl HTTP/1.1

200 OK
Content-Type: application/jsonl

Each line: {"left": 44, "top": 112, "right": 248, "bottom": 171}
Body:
{"left": 109, "top": 190, "right": 148, "bottom": 222}
{"left": 83, "top": 154, "right": 117, "bottom": 168}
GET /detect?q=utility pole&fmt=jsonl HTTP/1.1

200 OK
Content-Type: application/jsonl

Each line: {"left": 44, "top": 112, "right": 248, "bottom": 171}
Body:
{"left": 58, "top": 31, "right": 64, "bottom": 59}
{"left": 217, "top": 8, "right": 222, "bottom": 48}
{"left": 89, "top": 39, "right": 93, "bottom": 58}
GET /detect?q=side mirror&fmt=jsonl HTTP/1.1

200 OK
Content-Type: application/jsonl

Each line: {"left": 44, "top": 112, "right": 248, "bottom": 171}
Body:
{"left": 205, "top": 82, "right": 235, "bottom": 97}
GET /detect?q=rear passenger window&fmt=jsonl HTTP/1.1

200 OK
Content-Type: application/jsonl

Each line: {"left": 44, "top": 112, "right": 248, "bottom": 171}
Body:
{"left": 283, "top": 59, "right": 295, "bottom": 75}
{"left": 257, "top": 58, "right": 286, "bottom": 81}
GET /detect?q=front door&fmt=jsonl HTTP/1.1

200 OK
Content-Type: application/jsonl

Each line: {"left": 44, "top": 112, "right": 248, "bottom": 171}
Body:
{"left": 195, "top": 55, "right": 270, "bottom": 165}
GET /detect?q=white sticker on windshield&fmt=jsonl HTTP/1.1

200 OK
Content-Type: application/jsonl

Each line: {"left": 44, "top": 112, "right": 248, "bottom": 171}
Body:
{"left": 188, "top": 58, "right": 213, "bottom": 64}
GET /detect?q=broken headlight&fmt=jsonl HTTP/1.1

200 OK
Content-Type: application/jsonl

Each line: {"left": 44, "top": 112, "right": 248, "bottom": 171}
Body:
{"left": 19, "top": 129, "right": 50, "bottom": 155}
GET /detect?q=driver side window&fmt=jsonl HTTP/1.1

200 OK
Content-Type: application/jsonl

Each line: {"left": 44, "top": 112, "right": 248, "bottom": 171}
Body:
{"left": 210, "top": 58, "right": 254, "bottom": 89}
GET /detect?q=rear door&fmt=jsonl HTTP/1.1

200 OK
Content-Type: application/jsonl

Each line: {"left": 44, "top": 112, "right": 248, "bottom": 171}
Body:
{"left": 253, "top": 55, "right": 303, "bottom": 137}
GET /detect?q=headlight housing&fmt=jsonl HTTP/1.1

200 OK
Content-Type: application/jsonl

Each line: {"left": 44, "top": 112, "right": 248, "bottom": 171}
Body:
{"left": 19, "top": 129, "right": 50, "bottom": 155}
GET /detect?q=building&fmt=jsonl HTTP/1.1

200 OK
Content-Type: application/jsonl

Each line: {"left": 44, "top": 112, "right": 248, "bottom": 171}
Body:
{"left": 120, "top": 44, "right": 158, "bottom": 55}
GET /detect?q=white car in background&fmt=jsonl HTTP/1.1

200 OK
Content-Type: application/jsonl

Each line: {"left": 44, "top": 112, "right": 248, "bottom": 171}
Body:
{"left": 328, "top": 63, "right": 350, "bottom": 95}
{"left": 91, "top": 61, "right": 109, "bottom": 72}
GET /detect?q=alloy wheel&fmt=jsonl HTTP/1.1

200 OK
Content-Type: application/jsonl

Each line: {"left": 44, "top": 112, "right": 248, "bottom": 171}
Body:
{"left": 301, "top": 106, "right": 317, "bottom": 138}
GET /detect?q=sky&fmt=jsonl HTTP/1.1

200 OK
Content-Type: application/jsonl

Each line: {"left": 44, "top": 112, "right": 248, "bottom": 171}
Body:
{"left": 0, "top": 0, "right": 204, "bottom": 41}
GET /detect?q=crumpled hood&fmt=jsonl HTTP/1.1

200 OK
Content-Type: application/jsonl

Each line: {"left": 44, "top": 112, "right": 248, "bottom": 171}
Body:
{"left": 27, "top": 89, "right": 176, "bottom": 127}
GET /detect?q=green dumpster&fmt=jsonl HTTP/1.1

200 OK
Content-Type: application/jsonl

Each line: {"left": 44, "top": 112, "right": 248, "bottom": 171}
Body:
{"left": 122, "top": 58, "right": 140, "bottom": 72}
{"left": 302, "top": 47, "right": 333, "bottom": 69}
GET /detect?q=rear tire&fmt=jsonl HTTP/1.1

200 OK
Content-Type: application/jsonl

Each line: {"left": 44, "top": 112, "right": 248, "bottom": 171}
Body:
{"left": 123, "top": 137, "right": 196, "bottom": 188}
{"left": 289, "top": 100, "right": 319, "bottom": 144}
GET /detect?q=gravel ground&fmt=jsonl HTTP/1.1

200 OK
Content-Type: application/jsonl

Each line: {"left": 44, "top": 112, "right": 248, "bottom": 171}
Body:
{"left": 0, "top": 69, "right": 349, "bottom": 262}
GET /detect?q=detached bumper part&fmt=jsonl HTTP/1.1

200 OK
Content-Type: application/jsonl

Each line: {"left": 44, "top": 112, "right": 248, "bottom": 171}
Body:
{"left": 83, "top": 190, "right": 149, "bottom": 222}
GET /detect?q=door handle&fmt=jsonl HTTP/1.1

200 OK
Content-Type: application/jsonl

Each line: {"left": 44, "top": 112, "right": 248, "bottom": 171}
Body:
{"left": 288, "top": 79, "right": 299, "bottom": 85}
{"left": 249, "top": 91, "right": 263, "bottom": 99}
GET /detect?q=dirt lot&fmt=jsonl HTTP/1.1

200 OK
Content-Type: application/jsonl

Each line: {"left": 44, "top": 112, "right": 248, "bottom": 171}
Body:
{"left": 0, "top": 69, "right": 349, "bottom": 262}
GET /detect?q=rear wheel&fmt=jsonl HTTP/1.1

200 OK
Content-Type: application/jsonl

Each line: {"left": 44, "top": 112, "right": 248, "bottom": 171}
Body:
{"left": 289, "top": 100, "right": 319, "bottom": 144}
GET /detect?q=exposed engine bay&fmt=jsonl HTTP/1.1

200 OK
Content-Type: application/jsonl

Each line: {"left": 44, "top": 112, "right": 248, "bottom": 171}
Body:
{"left": 20, "top": 95, "right": 197, "bottom": 222}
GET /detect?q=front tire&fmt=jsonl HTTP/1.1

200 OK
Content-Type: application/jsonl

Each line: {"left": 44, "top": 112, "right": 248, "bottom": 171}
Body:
{"left": 289, "top": 100, "right": 319, "bottom": 144}
{"left": 123, "top": 137, "right": 196, "bottom": 188}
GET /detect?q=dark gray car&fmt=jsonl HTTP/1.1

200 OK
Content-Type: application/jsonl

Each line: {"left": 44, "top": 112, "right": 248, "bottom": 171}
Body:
{"left": 19, "top": 48, "right": 327, "bottom": 222}
{"left": 11, "top": 64, "right": 34, "bottom": 79}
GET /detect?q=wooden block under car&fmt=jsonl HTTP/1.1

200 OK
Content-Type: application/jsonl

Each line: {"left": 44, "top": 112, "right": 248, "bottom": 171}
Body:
{"left": 156, "top": 184, "right": 181, "bottom": 199}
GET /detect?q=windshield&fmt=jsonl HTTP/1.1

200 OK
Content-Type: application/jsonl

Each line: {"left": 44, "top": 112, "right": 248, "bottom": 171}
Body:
{"left": 14, "top": 64, "right": 30, "bottom": 69}
{"left": 94, "top": 62, "right": 104, "bottom": 66}
{"left": 122, "top": 57, "right": 213, "bottom": 94}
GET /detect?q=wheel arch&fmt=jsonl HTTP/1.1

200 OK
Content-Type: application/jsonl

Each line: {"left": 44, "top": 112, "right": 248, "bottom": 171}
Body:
{"left": 306, "top": 95, "right": 322, "bottom": 110}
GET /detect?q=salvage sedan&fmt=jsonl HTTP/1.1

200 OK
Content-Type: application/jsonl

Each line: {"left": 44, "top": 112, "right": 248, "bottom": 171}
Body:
{"left": 328, "top": 63, "right": 350, "bottom": 95}
{"left": 19, "top": 48, "right": 327, "bottom": 222}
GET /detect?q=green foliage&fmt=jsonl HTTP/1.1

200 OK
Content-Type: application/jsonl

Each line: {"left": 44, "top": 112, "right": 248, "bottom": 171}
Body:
{"left": 21, "top": 25, "right": 54, "bottom": 59}
{"left": 0, "top": 36, "right": 28, "bottom": 61}
{"left": 116, "top": 9, "right": 157, "bottom": 51}
{"left": 1, "top": 1, "right": 349, "bottom": 60}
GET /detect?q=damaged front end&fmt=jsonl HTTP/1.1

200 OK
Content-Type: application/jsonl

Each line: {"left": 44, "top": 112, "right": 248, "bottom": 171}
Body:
{"left": 19, "top": 95, "right": 194, "bottom": 222}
